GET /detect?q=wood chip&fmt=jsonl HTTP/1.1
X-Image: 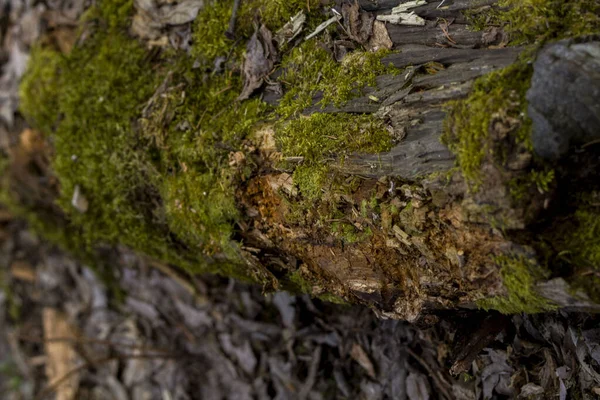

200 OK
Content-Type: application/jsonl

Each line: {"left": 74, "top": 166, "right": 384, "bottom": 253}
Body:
{"left": 10, "top": 260, "right": 36, "bottom": 282}
{"left": 43, "top": 308, "right": 81, "bottom": 400}
{"left": 368, "top": 20, "right": 393, "bottom": 51}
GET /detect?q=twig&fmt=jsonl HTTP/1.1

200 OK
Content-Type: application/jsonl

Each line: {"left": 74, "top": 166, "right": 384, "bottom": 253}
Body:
{"left": 225, "top": 0, "right": 242, "bottom": 39}
{"left": 298, "top": 346, "right": 322, "bottom": 400}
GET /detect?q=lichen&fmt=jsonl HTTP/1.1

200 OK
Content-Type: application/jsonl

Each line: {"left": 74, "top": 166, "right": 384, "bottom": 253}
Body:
{"left": 477, "top": 255, "right": 556, "bottom": 314}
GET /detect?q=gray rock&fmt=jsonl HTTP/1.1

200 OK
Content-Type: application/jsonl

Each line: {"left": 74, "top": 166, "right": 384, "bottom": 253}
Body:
{"left": 527, "top": 38, "right": 600, "bottom": 159}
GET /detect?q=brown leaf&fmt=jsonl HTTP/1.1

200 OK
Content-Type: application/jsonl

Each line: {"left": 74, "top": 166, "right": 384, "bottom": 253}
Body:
{"left": 342, "top": 1, "right": 375, "bottom": 45}
{"left": 238, "top": 25, "right": 277, "bottom": 101}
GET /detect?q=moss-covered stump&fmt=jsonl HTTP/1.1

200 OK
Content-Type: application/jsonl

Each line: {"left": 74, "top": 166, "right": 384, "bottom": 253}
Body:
{"left": 5, "top": 0, "right": 600, "bottom": 321}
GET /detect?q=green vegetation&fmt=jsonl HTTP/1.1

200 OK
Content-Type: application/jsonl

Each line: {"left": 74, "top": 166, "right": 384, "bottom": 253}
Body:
{"left": 451, "top": 0, "right": 600, "bottom": 187}
{"left": 555, "top": 195, "right": 600, "bottom": 302}
{"left": 278, "top": 41, "right": 398, "bottom": 116}
{"left": 18, "top": 0, "right": 256, "bottom": 278}
{"left": 498, "top": 0, "right": 600, "bottom": 45}
{"left": 477, "top": 255, "right": 556, "bottom": 314}
{"left": 274, "top": 41, "right": 395, "bottom": 231}
{"left": 442, "top": 63, "right": 533, "bottom": 188}
{"left": 278, "top": 113, "right": 391, "bottom": 200}
{"left": 16, "top": 0, "right": 397, "bottom": 282}
{"left": 19, "top": 0, "right": 167, "bottom": 255}
{"left": 466, "top": 0, "right": 600, "bottom": 43}
{"left": 191, "top": 0, "right": 320, "bottom": 65}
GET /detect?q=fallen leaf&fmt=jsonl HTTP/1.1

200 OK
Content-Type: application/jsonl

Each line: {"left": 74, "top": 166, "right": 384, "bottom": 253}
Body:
{"left": 10, "top": 260, "right": 36, "bottom": 282}
{"left": 272, "top": 291, "right": 296, "bottom": 329}
{"left": 519, "top": 383, "right": 544, "bottom": 397}
{"left": 350, "top": 342, "right": 376, "bottom": 379}
{"left": 131, "top": 0, "right": 204, "bottom": 41}
{"left": 342, "top": 1, "right": 374, "bottom": 44}
{"left": 238, "top": 25, "right": 277, "bottom": 101}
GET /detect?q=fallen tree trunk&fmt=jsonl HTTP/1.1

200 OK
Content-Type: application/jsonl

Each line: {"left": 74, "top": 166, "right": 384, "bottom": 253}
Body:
{"left": 5, "top": 0, "right": 600, "bottom": 321}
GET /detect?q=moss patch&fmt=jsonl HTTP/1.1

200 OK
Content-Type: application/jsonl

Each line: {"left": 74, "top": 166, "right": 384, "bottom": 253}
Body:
{"left": 477, "top": 255, "right": 556, "bottom": 314}
{"left": 17, "top": 0, "right": 256, "bottom": 278}
{"left": 442, "top": 62, "right": 533, "bottom": 188}
{"left": 16, "top": 0, "right": 398, "bottom": 285}
{"left": 498, "top": 0, "right": 600, "bottom": 45}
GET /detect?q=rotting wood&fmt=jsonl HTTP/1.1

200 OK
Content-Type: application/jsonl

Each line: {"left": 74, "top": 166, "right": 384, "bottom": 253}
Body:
{"left": 8, "top": 0, "right": 600, "bottom": 322}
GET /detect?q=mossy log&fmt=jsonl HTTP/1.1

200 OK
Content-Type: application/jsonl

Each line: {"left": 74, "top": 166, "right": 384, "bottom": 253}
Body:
{"left": 7, "top": 0, "right": 600, "bottom": 321}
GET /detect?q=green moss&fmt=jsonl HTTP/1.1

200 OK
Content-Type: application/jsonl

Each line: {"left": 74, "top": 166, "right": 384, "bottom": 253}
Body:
{"left": 508, "top": 168, "right": 555, "bottom": 201}
{"left": 442, "top": 62, "right": 533, "bottom": 188}
{"left": 477, "top": 255, "right": 556, "bottom": 314}
{"left": 278, "top": 112, "right": 391, "bottom": 171}
{"left": 17, "top": 0, "right": 258, "bottom": 279}
{"left": 498, "top": 0, "right": 600, "bottom": 45}
{"left": 191, "top": 0, "right": 238, "bottom": 64}
{"left": 332, "top": 223, "right": 373, "bottom": 244}
{"left": 20, "top": 0, "right": 166, "bottom": 254}
{"left": 465, "top": 0, "right": 600, "bottom": 44}
{"left": 17, "top": 0, "right": 396, "bottom": 284}
{"left": 568, "top": 208, "right": 600, "bottom": 268}
{"left": 278, "top": 41, "right": 398, "bottom": 117}
{"left": 191, "top": 0, "right": 320, "bottom": 66}
{"left": 18, "top": 47, "right": 62, "bottom": 133}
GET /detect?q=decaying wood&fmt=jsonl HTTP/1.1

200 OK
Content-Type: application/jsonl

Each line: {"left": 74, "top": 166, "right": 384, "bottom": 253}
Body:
{"left": 237, "top": 1, "right": 600, "bottom": 321}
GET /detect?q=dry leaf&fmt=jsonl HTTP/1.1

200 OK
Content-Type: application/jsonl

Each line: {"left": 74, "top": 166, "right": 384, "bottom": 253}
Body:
{"left": 238, "top": 25, "right": 277, "bottom": 101}
{"left": 342, "top": 1, "right": 374, "bottom": 44}
{"left": 350, "top": 342, "right": 376, "bottom": 379}
{"left": 10, "top": 260, "right": 36, "bottom": 282}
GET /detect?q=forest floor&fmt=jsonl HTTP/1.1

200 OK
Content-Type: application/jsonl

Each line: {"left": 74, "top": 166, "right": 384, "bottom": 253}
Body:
{"left": 2, "top": 0, "right": 600, "bottom": 399}
{"left": 2, "top": 207, "right": 600, "bottom": 400}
